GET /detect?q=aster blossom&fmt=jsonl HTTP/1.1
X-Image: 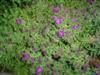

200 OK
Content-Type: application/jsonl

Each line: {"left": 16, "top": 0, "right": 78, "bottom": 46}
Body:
{"left": 22, "top": 53, "right": 30, "bottom": 61}
{"left": 16, "top": 18, "right": 24, "bottom": 25}
{"left": 53, "top": 7, "right": 60, "bottom": 13}
{"left": 58, "top": 30, "right": 65, "bottom": 38}
{"left": 35, "top": 66, "right": 43, "bottom": 75}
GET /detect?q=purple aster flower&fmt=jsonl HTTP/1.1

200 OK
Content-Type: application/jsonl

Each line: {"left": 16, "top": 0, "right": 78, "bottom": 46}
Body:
{"left": 43, "top": 51, "right": 47, "bottom": 56}
{"left": 71, "top": 18, "right": 77, "bottom": 22}
{"left": 46, "top": 64, "right": 49, "bottom": 68}
{"left": 16, "top": 18, "right": 23, "bottom": 25}
{"left": 95, "top": 73, "right": 99, "bottom": 75}
{"left": 41, "top": 50, "right": 47, "bottom": 56}
{"left": 58, "top": 30, "right": 65, "bottom": 38}
{"left": 35, "top": 67, "right": 43, "bottom": 75}
{"left": 31, "top": 57, "right": 36, "bottom": 64}
{"left": 64, "top": 8, "right": 68, "bottom": 15}
{"left": 93, "top": 10, "right": 96, "bottom": 16}
{"left": 33, "top": 48, "right": 38, "bottom": 52}
{"left": 81, "top": 65, "right": 89, "bottom": 72}
{"left": 22, "top": 53, "right": 30, "bottom": 61}
{"left": 87, "top": 0, "right": 94, "bottom": 4}
{"left": 32, "top": 57, "right": 36, "bottom": 61}
{"left": 38, "top": 59, "right": 42, "bottom": 63}
{"left": 97, "top": 64, "right": 100, "bottom": 68}
{"left": 46, "top": 58, "right": 49, "bottom": 61}
{"left": 32, "top": 61, "right": 34, "bottom": 65}
{"left": 53, "top": 69, "right": 57, "bottom": 75}
{"left": 52, "top": 16, "right": 57, "bottom": 20}
{"left": 72, "top": 24, "right": 80, "bottom": 30}
{"left": 53, "top": 7, "right": 60, "bottom": 13}
{"left": 55, "top": 18, "right": 63, "bottom": 26}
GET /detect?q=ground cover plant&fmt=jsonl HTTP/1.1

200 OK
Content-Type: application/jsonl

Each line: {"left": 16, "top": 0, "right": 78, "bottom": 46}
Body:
{"left": 0, "top": 0, "right": 100, "bottom": 75}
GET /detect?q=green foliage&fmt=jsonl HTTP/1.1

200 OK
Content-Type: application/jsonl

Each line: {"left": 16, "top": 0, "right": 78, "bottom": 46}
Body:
{"left": 12, "top": 0, "right": 33, "bottom": 4}
{"left": 0, "top": 0, "right": 33, "bottom": 7}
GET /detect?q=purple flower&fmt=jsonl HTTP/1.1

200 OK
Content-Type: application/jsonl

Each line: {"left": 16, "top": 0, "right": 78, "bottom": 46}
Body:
{"left": 46, "top": 58, "right": 49, "bottom": 61}
{"left": 32, "top": 62, "right": 34, "bottom": 65}
{"left": 71, "top": 18, "right": 77, "bottom": 22}
{"left": 97, "top": 64, "right": 100, "bottom": 68}
{"left": 38, "top": 59, "right": 42, "bottom": 63}
{"left": 55, "top": 18, "right": 63, "bottom": 26}
{"left": 46, "top": 64, "right": 49, "bottom": 68}
{"left": 72, "top": 25, "right": 80, "bottom": 30}
{"left": 32, "top": 57, "right": 36, "bottom": 61}
{"left": 64, "top": 9, "right": 68, "bottom": 15}
{"left": 33, "top": 48, "right": 38, "bottom": 52}
{"left": 52, "top": 16, "right": 57, "bottom": 20}
{"left": 58, "top": 30, "right": 65, "bottom": 38}
{"left": 35, "top": 67, "right": 43, "bottom": 75}
{"left": 87, "top": 0, "right": 94, "bottom": 4}
{"left": 41, "top": 50, "right": 47, "bottom": 56}
{"left": 53, "top": 7, "right": 60, "bottom": 13}
{"left": 95, "top": 73, "right": 99, "bottom": 75}
{"left": 16, "top": 18, "right": 23, "bottom": 25}
{"left": 31, "top": 58, "right": 36, "bottom": 64}
{"left": 93, "top": 10, "right": 96, "bottom": 16}
{"left": 43, "top": 51, "right": 47, "bottom": 55}
{"left": 81, "top": 65, "right": 88, "bottom": 72}
{"left": 22, "top": 53, "right": 30, "bottom": 61}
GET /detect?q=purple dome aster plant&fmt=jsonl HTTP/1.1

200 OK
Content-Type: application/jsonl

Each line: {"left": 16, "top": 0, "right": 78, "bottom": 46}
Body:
{"left": 32, "top": 57, "right": 36, "bottom": 61}
{"left": 46, "top": 58, "right": 49, "bottom": 61}
{"left": 53, "top": 7, "right": 60, "bottom": 13}
{"left": 33, "top": 48, "right": 38, "bottom": 52}
{"left": 35, "top": 66, "right": 43, "bottom": 75}
{"left": 52, "top": 16, "right": 57, "bottom": 20}
{"left": 95, "top": 73, "right": 99, "bottom": 75}
{"left": 22, "top": 53, "right": 30, "bottom": 61}
{"left": 46, "top": 64, "right": 50, "bottom": 68}
{"left": 55, "top": 18, "right": 63, "bottom": 26}
{"left": 41, "top": 50, "right": 47, "bottom": 56}
{"left": 42, "top": 51, "right": 47, "bottom": 56}
{"left": 71, "top": 18, "right": 77, "bottom": 22}
{"left": 38, "top": 59, "right": 43, "bottom": 63}
{"left": 87, "top": 0, "right": 94, "bottom": 4}
{"left": 16, "top": 18, "right": 24, "bottom": 25}
{"left": 97, "top": 64, "right": 100, "bottom": 68}
{"left": 93, "top": 10, "right": 96, "bottom": 17}
{"left": 72, "top": 24, "right": 80, "bottom": 30}
{"left": 81, "top": 64, "right": 89, "bottom": 72}
{"left": 31, "top": 57, "right": 36, "bottom": 65}
{"left": 58, "top": 30, "right": 65, "bottom": 38}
